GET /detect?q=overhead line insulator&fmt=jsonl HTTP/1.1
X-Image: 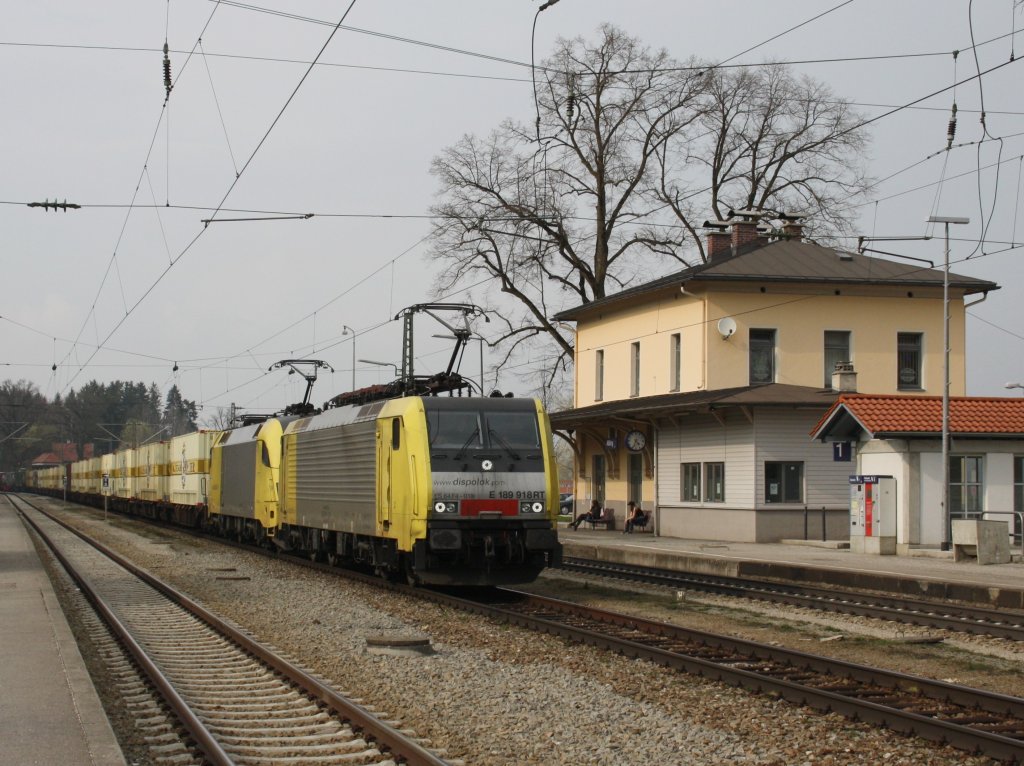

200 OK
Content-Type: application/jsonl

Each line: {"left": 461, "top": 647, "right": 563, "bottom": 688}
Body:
{"left": 27, "top": 199, "right": 81, "bottom": 212}
{"left": 163, "top": 41, "right": 173, "bottom": 98}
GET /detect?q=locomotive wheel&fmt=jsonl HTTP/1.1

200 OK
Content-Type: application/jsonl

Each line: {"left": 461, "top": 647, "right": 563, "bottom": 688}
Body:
{"left": 326, "top": 552, "right": 338, "bottom": 567}
{"left": 404, "top": 560, "right": 421, "bottom": 587}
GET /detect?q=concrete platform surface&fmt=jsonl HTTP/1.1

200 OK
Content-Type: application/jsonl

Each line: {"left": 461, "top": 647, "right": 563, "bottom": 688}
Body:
{"left": 558, "top": 525, "right": 1024, "bottom": 609}
{"left": 0, "top": 500, "right": 126, "bottom": 766}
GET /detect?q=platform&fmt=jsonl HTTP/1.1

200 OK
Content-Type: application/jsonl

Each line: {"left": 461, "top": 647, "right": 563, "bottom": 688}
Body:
{"left": 557, "top": 525, "right": 1024, "bottom": 610}
{"left": 0, "top": 500, "right": 126, "bottom": 766}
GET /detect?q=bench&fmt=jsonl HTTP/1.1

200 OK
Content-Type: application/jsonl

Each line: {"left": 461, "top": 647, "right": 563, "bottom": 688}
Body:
{"left": 627, "top": 511, "right": 652, "bottom": 533}
{"left": 586, "top": 508, "right": 615, "bottom": 530}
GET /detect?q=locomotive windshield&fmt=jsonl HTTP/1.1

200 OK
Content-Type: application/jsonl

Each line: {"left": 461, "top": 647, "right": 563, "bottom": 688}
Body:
{"left": 428, "top": 410, "right": 482, "bottom": 449}
{"left": 485, "top": 411, "right": 540, "bottom": 449}
{"left": 426, "top": 404, "right": 540, "bottom": 451}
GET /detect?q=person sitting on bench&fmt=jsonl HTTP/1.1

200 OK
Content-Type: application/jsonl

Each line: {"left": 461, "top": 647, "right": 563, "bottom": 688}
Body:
{"left": 571, "top": 499, "right": 603, "bottom": 530}
{"left": 623, "top": 501, "right": 645, "bottom": 533}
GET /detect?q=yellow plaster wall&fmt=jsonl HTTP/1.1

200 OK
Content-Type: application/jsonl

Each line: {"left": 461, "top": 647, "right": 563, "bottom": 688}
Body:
{"left": 574, "top": 292, "right": 706, "bottom": 404}
{"left": 573, "top": 284, "right": 967, "bottom": 405}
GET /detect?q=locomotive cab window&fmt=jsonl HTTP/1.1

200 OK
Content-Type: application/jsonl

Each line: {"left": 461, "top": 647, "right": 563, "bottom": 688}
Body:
{"left": 427, "top": 410, "right": 481, "bottom": 449}
{"left": 484, "top": 412, "right": 540, "bottom": 449}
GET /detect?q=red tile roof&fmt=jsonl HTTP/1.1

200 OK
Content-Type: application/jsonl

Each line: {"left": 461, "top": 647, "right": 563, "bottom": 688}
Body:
{"left": 811, "top": 394, "right": 1024, "bottom": 438}
{"left": 30, "top": 443, "right": 79, "bottom": 466}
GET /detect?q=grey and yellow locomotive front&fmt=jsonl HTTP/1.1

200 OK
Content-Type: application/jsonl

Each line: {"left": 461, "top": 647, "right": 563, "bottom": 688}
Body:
{"left": 421, "top": 396, "right": 562, "bottom": 585}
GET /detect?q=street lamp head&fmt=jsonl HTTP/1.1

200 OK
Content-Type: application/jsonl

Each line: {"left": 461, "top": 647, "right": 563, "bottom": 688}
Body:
{"left": 1005, "top": 382, "right": 1024, "bottom": 391}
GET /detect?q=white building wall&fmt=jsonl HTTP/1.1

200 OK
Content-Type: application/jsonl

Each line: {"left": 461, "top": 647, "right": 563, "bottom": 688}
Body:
{"left": 857, "top": 442, "right": 913, "bottom": 545}
{"left": 918, "top": 452, "right": 944, "bottom": 546}
{"left": 754, "top": 409, "right": 849, "bottom": 510}
{"left": 852, "top": 439, "right": 1024, "bottom": 552}
{"left": 656, "top": 413, "right": 756, "bottom": 540}
{"left": 985, "top": 452, "right": 1015, "bottom": 524}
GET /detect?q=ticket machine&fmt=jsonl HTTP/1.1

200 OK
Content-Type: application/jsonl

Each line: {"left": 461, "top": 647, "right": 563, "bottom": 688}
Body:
{"left": 849, "top": 475, "right": 896, "bottom": 555}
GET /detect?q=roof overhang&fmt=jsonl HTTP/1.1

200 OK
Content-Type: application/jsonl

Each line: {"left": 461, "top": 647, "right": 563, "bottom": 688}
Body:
{"left": 551, "top": 384, "right": 839, "bottom": 431}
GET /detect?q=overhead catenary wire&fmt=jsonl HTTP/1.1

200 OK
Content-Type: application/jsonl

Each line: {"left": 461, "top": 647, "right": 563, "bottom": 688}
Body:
{"left": 12, "top": 37, "right": 1024, "bottom": 107}
{"left": 9, "top": 4, "right": 1024, "bottom": 407}
{"left": 57, "top": 2, "right": 225, "bottom": 392}
{"left": 198, "top": 37, "right": 240, "bottom": 177}
{"left": 59, "top": 0, "right": 361, "bottom": 395}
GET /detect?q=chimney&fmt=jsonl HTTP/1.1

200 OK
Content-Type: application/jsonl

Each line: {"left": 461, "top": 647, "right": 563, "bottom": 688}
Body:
{"left": 728, "top": 209, "right": 763, "bottom": 252}
{"left": 778, "top": 212, "right": 804, "bottom": 241}
{"left": 702, "top": 220, "right": 731, "bottom": 261}
{"left": 831, "top": 361, "right": 857, "bottom": 393}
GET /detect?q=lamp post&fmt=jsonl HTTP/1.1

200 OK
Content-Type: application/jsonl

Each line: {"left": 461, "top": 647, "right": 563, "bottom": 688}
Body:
{"left": 341, "top": 326, "right": 355, "bottom": 391}
{"left": 927, "top": 215, "right": 969, "bottom": 551}
{"left": 359, "top": 359, "right": 399, "bottom": 378}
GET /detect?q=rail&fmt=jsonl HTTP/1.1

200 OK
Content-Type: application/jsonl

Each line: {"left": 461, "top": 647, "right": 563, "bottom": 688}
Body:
{"left": 11, "top": 494, "right": 450, "bottom": 766}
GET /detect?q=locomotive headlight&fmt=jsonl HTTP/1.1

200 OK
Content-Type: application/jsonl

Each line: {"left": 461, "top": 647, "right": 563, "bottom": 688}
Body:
{"left": 520, "top": 501, "right": 545, "bottom": 514}
{"left": 434, "top": 501, "right": 447, "bottom": 513}
{"left": 531, "top": 501, "right": 544, "bottom": 513}
{"left": 434, "top": 501, "right": 458, "bottom": 514}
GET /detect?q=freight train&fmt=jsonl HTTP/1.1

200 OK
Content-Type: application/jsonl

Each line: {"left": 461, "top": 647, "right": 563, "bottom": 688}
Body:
{"left": 21, "top": 392, "right": 563, "bottom": 586}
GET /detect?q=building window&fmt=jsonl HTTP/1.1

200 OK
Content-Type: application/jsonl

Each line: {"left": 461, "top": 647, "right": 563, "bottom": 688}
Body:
{"left": 897, "top": 332, "right": 922, "bottom": 390}
{"left": 630, "top": 342, "right": 641, "bottom": 397}
{"left": 704, "top": 462, "right": 725, "bottom": 502}
{"left": 681, "top": 462, "right": 700, "bottom": 501}
{"left": 749, "top": 329, "right": 775, "bottom": 385}
{"left": 765, "top": 461, "right": 803, "bottom": 503}
{"left": 949, "top": 455, "right": 983, "bottom": 518}
{"left": 824, "top": 330, "right": 851, "bottom": 388}
{"left": 595, "top": 349, "right": 604, "bottom": 401}
{"left": 670, "top": 333, "right": 681, "bottom": 392}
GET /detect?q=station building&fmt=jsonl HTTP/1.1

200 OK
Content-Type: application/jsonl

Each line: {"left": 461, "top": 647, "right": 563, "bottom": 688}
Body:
{"left": 550, "top": 212, "right": 1004, "bottom": 545}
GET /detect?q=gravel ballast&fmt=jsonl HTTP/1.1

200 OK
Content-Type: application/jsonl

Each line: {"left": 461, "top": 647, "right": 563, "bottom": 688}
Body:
{"left": 46, "top": 506, "right": 1014, "bottom": 766}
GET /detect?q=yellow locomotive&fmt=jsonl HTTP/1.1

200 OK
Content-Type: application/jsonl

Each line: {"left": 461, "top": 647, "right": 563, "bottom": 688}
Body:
{"left": 202, "top": 395, "right": 561, "bottom": 585}
{"left": 20, "top": 305, "right": 564, "bottom": 585}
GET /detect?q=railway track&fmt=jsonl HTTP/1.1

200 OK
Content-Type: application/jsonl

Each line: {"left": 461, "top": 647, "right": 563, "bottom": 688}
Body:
{"left": 401, "top": 587, "right": 1024, "bottom": 762}
{"left": 7, "top": 494, "right": 448, "bottom": 766}
{"left": 18, "top": 493, "right": 1024, "bottom": 761}
{"left": 557, "top": 556, "right": 1024, "bottom": 641}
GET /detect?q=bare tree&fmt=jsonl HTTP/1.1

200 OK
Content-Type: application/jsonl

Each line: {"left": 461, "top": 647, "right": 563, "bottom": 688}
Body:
{"left": 655, "top": 64, "right": 871, "bottom": 260}
{"left": 200, "top": 406, "right": 235, "bottom": 431}
{"left": 430, "top": 25, "right": 871, "bottom": 374}
{"left": 430, "top": 25, "right": 706, "bottom": 370}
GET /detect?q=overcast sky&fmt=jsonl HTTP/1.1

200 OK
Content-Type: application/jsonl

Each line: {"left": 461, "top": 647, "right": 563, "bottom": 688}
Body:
{"left": 3, "top": 0, "right": 1022, "bottom": 420}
